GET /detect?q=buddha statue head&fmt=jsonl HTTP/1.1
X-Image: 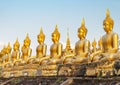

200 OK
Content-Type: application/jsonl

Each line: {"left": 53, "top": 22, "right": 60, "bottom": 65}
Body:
{"left": 6, "top": 42, "right": 12, "bottom": 54}
{"left": 78, "top": 18, "right": 87, "bottom": 39}
{"left": 24, "top": 33, "right": 31, "bottom": 48}
{"left": 37, "top": 27, "right": 45, "bottom": 44}
{"left": 13, "top": 38, "right": 20, "bottom": 51}
{"left": 103, "top": 9, "right": 114, "bottom": 33}
{"left": 92, "top": 39, "right": 97, "bottom": 48}
{"left": 52, "top": 25, "right": 60, "bottom": 43}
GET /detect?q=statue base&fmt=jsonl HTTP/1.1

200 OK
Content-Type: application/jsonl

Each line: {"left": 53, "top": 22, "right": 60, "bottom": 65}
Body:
{"left": 58, "top": 59, "right": 120, "bottom": 77}
{"left": 40, "top": 65, "right": 58, "bottom": 76}
{"left": 2, "top": 64, "right": 40, "bottom": 78}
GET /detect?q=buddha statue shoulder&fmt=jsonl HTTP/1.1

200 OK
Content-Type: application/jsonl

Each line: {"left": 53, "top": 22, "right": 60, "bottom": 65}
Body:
{"left": 11, "top": 38, "right": 21, "bottom": 66}
{"left": 72, "top": 18, "right": 90, "bottom": 64}
{"left": 21, "top": 33, "right": 32, "bottom": 63}
{"left": 100, "top": 9, "right": 119, "bottom": 61}
{"left": 47, "top": 25, "right": 63, "bottom": 65}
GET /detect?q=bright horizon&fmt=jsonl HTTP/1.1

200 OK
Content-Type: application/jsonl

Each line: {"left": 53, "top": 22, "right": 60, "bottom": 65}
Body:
{"left": 0, "top": 0, "right": 120, "bottom": 55}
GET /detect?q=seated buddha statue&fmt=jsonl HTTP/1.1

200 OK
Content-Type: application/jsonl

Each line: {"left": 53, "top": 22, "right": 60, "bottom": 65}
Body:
{"left": 72, "top": 18, "right": 90, "bottom": 64}
{"left": 62, "top": 29, "right": 74, "bottom": 64}
{"left": 4, "top": 43, "right": 12, "bottom": 68}
{"left": 21, "top": 33, "right": 32, "bottom": 64}
{"left": 36, "top": 28, "right": 48, "bottom": 65}
{"left": 0, "top": 46, "right": 6, "bottom": 66}
{"left": 11, "top": 38, "right": 21, "bottom": 66}
{"left": 90, "top": 38, "right": 103, "bottom": 62}
{"left": 46, "top": 25, "right": 63, "bottom": 65}
{"left": 99, "top": 9, "right": 120, "bottom": 61}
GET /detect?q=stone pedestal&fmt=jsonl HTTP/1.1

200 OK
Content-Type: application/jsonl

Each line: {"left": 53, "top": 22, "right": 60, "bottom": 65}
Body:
{"left": 58, "top": 60, "right": 120, "bottom": 77}
{"left": 40, "top": 65, "right": 58, "bottom": 76}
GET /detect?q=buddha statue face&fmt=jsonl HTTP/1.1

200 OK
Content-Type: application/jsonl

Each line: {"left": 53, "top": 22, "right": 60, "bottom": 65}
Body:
{"left": 14, "top": 45, "right": 18, "bottom": 51}
{"left": 1, "top": 46, "right": 6, "bottom": 56}
{"left": 13, "top": 38, "right": 20, "bottom": 51}
{"left": 24, "top": 40, "right": 30, "bottom": 48}
{"left": 52, "top": 25, "right": 60, "bottom": 43}
{"left": 24, "top": 34, "right": 31, "bottom": 48}
{"left": 38, "top": 35, "right": 45, "bottom": 44}
{"left": 103, "top": 9, "right": 114, "bottom": 33}
{"left": 78, "top": 18, "right": 87, "bottom": 40}
{"left": 6, "top": 43, "right": 11, "bottom": 54}
{"left": 52, "top": 33, "right": 60, "bottom": 43}
{"left": 37, "top": 28, "right": 45, "bottom": 44}
{"left": 78, "top": 28, "right": 86, "bottom": 39}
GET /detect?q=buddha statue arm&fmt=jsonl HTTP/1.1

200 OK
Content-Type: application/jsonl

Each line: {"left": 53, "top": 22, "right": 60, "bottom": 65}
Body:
{"left": 36, "top": 47, "right": 38, "bottom": 57}
{"left": 28, "top": 48, "right": 32, "bottom": 57}
{"left": 21, "top": 46, "right": 24, "bottom": 57}
{"left": 57, "top": 44, "right": 62, "bottom": 58}
{"left": 8, "top": 53, "right": 11, "bottom": 62}
{"left": 17, "top": 51, "right": 20, "bottom": 59}
{"left": 112, "top": 34, "right": 119, "bottom": 52}
{"left": 75, "top": 44, "right": 77, "bottom": 56}
{"left": 43, "top": 45, "right": 47, "bottom": 57}
{"left": 83, "top": 40, "right": 90, "bottom": 57}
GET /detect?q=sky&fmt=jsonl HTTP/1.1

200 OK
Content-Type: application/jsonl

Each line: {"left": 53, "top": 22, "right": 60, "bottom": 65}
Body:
{"left": 0, "top": 0, "right": 120, "bottom": 55}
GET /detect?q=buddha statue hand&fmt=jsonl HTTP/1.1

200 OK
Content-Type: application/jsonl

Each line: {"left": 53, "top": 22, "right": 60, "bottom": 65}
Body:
{"left": 62, "top": 54, "right": 74, "bottom": 64}
{"left": 47, "top": 58, "right": 62, "bottom": 65}
{"left": 72, "top": 56, "right": 88, "bottom": 64}
{"left": 39, "top": 56, "right": 50, "bottom": 65}
{"left": 100, "top": 52, "right": 120, "bottom": 62}
{"left": 27, "top": 56, "right": 36, "bottom": 64}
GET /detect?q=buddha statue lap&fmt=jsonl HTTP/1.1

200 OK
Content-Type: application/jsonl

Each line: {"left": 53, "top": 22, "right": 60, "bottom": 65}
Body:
{"left": 72, "top": 19, "right": 90, "bottom": 64}
{"left": 21, "top": 34, "right": 32, "bottom": 64}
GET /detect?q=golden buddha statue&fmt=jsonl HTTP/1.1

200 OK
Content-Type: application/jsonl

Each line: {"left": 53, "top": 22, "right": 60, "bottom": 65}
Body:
{"left": 47, "top": 25, "right": 63, "bottom": 65}
{"left": 62, "top": 29, "right": 74, "bottom": 64}
{"left": 99, "top": 9, "right": 120, "bottom": 61}
{"left": 36, "top": 28, "right": 47, "bottom": 58}
{"left": 90, "top": 38, "right": 103, "bottom": 62}
{"left": 98, "top": 37, "right": 103, "bottom": 51}
{"left": 92, "top": 39, "right": 97, "bottom": 53}
{"left": 27, "top": 28, "right": 48, "bottom": 64}
{"left": 11, "top": 38, "right": 21, "bottom": 66}
{"left": 21, "top": 33, "right": 32, "bottom": 63}
{"left": 72, "top": 18, "right": 90, "bottom": 64}
{"left": 0, "top": 46, "right": 6, "bottom": 66}
{"left": 4, "top": 43, "right": 12, "bottom": 68}
{"left": 36, "top": 28, "right": 48, "bottom": 65}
